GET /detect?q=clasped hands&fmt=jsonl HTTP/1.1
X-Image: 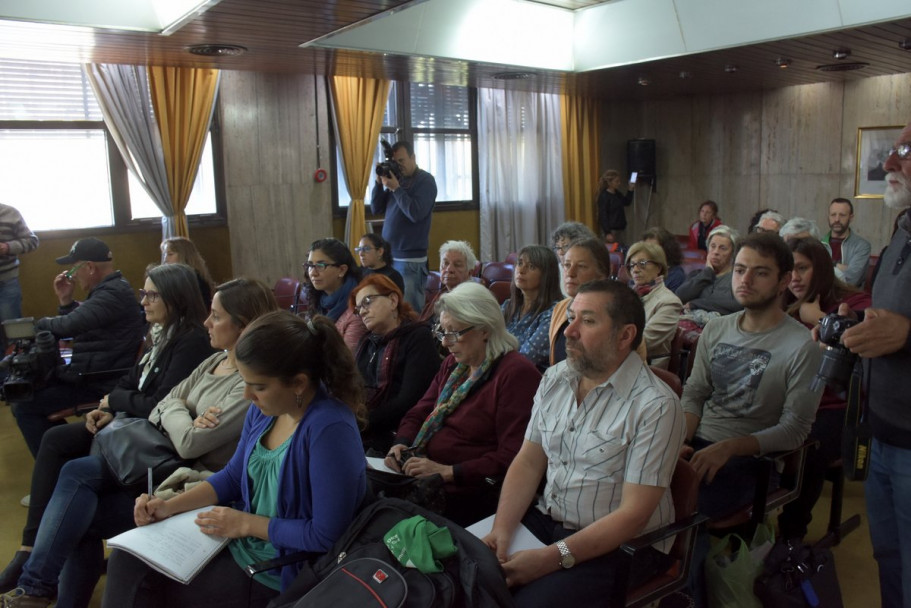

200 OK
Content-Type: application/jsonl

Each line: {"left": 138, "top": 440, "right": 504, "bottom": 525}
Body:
{"left": 383, "top": 445, "right": 453, "bottom": 481}
{"left": 481, "top": 529, "right": 559, "bottom": 588}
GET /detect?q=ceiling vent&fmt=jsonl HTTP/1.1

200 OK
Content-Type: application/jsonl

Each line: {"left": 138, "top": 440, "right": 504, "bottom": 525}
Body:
{"left": 816, "top": 62, "right": 869, "bottom": 72}
{"left": 492, "top": 71, "right": 536, "bottom": 80}
{"left": 187, "top": 44, "right": 247, "bottom": 56}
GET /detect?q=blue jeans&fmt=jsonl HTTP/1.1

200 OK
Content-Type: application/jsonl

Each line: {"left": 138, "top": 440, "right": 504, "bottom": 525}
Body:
{"left": 866, "top": 439, "right": 911, "bottom": 608}
{"left": 18, "top": 454, "right": 134, "bottom": 607}
{"left": 392, "top": 260, "right": 428, "bottom": 313}
{"left": 0, "top": 276, "right": 23, "bottom": 351}
{"left": 12, "top": 381, "right": 105, "bottom": 458}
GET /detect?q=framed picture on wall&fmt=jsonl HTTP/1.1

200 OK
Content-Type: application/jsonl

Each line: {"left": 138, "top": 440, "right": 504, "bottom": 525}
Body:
{"left": 855, "top": 126, "right": 902, "bottom": 198}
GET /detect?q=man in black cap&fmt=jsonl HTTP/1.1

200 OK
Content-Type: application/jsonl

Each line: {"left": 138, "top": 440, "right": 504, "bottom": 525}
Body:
{"left": 10, "top": 237, "right": 144, "bottom": 458}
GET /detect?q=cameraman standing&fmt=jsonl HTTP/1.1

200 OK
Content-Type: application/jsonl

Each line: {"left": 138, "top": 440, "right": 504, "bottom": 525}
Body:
{"left": 11, "top": 237, "right": 144, "bottom": 458}
{"left": 370, "top": 141, "right": 438, "bottom": 312}
{"left": 842, "top": 121, "right": 911, "bottom": 608}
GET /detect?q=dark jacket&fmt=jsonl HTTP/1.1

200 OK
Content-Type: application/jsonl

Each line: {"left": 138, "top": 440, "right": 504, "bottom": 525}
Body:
{"left": 107, "top": 324, "right": 213, "bottom": 419}
{"left": 597, "top": 188, "right": 634, "bottom": 234}
{"left": 36, "top": 271, "right": 145, "bottom": 388}
{"left": 355, "top": 321, "right": 441, "bottom": 452}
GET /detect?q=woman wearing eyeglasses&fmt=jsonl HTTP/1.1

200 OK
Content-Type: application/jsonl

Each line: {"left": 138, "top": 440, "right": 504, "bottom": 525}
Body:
{"left": 625, "top": 241, "right": 683, "bottom": 369}
{"left": 348, "top": 274, "right": 441, "bottom": 453}
{"left": 356, "top": 233, "right": 405, "bottom": 294}
{"left": 384, "top": 282, "right": 541, "bottom": 526}
{"left": 302, "top": 238, "right": 367, "bottom": 352}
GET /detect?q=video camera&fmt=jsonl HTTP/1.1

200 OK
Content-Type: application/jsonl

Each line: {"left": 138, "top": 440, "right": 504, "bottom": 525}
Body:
{"left": 0, "top": 318, "right": 61, "bottom": 402}
{"left": 375, "top": 139, "right": 403, "bottom": 182}
{"left": 809, "top": 313, "right": 858, "bottom": 392}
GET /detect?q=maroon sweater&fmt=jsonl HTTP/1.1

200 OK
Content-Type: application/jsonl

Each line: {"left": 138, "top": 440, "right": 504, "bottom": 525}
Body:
{"left": 395, "top": 351, "right": 541, "bottom": 487}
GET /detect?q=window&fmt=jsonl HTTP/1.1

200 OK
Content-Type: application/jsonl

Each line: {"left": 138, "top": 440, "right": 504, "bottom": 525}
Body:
{"left": 334, "top": 82, "right": 478, "bottom": 213}
{"left": 0, "top": 58, "right": 221, "bottom": 232}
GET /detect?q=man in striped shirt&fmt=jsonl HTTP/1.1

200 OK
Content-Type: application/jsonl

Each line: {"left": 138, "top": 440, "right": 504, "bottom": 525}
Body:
{"left": 483, "top": 280, "right": 685, "bottom": 607}
{"left": 0, "top": 203, "right": 38, "bottom": 351}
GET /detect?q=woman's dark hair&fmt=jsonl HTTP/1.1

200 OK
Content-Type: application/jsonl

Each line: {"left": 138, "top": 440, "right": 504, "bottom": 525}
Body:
{"left": 700, "top": 200, "right": 718, "bottom": 215}
{"left": 146, "top": 263, "right": 207, "bottom": 337}
{"left": 504, "top": 245, "right": 562, "bottom": 323}
{"left": 565, "top": 237, "right": 613, "bottom": 279}
{"left": 641, "top": 226, "right": 683, "bottom": 267}
{"left": 303, "top": 238, "right": 363, "bottom": 316}
{"left": 235, "top": 310, "right": 367, "bottom": 426}
{"left": 214, "top": 278, "right": 280, "bottom": 329}
{"left": 360, "top": 233, "right": 393, "bottom": 267}
{"left": 349, "top": 274, "right": 417, "bottom": 323}
{"left": 785, "top": 237, "right": 861, "bottom": 317}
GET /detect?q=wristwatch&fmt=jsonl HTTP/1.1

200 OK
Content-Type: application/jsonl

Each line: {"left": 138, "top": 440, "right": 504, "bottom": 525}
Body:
{"left": 555, "top": 539, "right": 576, "bottom": 569}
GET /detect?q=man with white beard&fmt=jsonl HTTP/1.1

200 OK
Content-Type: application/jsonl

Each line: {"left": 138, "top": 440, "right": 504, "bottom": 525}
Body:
{"left": 841, "top": 121, "right": 911, "bottom": 608}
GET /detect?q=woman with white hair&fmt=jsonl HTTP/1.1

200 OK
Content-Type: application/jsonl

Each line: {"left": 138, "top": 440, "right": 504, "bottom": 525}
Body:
{"left": 385, "top": 281, "right": 541, "bottom": 525}
{"left": 779, "top": 217, "right": 821, "bottom": 243}
{"left": 676, "top": 224, "right": 743, "bottom": 314}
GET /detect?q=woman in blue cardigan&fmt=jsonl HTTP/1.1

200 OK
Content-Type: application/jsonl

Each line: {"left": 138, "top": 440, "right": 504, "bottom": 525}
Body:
{"left": 102, "top": 311, "right": 367, "bottom": 608}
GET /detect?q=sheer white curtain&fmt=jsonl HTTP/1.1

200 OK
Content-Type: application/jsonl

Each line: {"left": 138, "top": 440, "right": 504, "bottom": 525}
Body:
{"left": 83, "top": 64, "right": 174, "bottom": 238}
{"left": 478, "top": 88, "right": 564, "bottom": 261}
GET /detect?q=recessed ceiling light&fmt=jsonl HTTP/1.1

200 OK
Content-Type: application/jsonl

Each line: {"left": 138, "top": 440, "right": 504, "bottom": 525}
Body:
{"left": 833, "top": 48, "right": 851, "bottom": 60}
{"left": 187, "top": 44, "right": 247, "bottom": 56}
{"left": 816, "top": 62, "right": 868, "bottom": 72}
{"left": 724, "top": 64, "right": 738, "bottom": 73}
{"left": 637, "top": 76, "right": 650, "bottom": 86}
{"left": 775, "top": 57, "right": 792, "bottom": 69}
{"left": 492, "top": 71, "right": 536, "bottom": 80}
{"left": 900, "top": 38, "right": 911, "bottom": 51}
{"left": 679, "top": 71, "right": 692, "bottom": 79}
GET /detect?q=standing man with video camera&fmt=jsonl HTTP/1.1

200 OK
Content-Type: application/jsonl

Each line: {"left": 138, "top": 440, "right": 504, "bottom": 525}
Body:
{"left": 11, "top": 237, "right": 144, "bottom": 459}
{"left": 842, "top": 122, "right": 911, "bottom": 608}
{"left": 370, "top": 141, "right": 438, "bottom": 312}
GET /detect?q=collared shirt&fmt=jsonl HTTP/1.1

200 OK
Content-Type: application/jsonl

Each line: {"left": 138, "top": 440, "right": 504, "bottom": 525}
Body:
{"left": 526, "top": 352, "right": 685, "bottom": 551}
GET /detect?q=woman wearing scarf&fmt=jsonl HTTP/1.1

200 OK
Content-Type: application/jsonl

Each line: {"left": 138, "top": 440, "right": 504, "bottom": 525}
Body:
{"left": 349, "top": 274, "right": 441, "bottom": 453}
{"left": 626, "top": 241, "right": 683, "bottom": 369}
{"left": 385, "top": 282, "right": 541, "bottom": 526}
{"left": 302, "top": 238, "right": 367, "bottom": 352}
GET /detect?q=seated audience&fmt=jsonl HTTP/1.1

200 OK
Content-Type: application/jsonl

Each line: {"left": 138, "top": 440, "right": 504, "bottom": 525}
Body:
{"left": 501, "top": 245, "right": 562, "bottom": 370}
{"left": 420, "top": 240, "right": 478, "bottom": 324}
{"left": 482, "top": 280, "right": 685, "bottom": 607}
{"left": 822, "top": 197, "right": 871, "bottom": 287}
{"left": 626, "top": 241, "right": 684, "bottom": 368}
{"left": 349, "top": 274, "right": 441, "bottom": 453}
{"left": 777, "top": 237, "right": 871, "bottom": 540}
{"left": 0, "top": 263, "right": 212, "bottom": 597}
{"left": 385, "top": 282, "right": 541, "bottom": 526}
{"left": 161, "top": 236, "right": 215, "bottom": 306}
{"left": 101, "top": 311, "right": 367, "bottom": 607}
{"left": 548, "top": 238, "right": 612, "bottom": 365}
{"left": 356, "top": 233, "right": 405, "bottom": 293}
{"left": 688, "top": 200, "right": 722, "bottom": 251}
{"left": 753, "top": 210, "right": 785, "bottom": 234}
{"left": 0, "top": 278, "right": 279, "bottom": 607}
{"left": 676, "top": 225, "right": 743, "bottom": 315}
{"left": 13, "top": 238, "right": 145, "bottom": 458}
{"left": 302, "top": 238, "right": 366, "bottom": 351}
{"left": 779, "top": 217, "right": 821, "bottom": 243}
{"left": 641, "top": 226, "right": 685, "bottom": 291}
{"left": 550, "top": 222, "right": 596, "bottom": 297}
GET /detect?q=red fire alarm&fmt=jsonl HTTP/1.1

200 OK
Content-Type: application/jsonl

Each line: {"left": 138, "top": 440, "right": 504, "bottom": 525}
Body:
{"left": 314, "top": 168, "right": 327, "bottom": 183}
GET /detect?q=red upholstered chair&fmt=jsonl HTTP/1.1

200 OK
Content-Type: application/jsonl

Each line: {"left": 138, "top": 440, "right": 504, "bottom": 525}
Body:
{"left": 650, "top": 366, "right": 683, "bottom": 398}
{"left": 424, "top": 271, "right": 442, "bottom": 303}
{"left": 272, "top": 277, "right": 302, "bottom": 313}
{"left": 504, "top": 252, "right": 518, "bottom": 265}
{"left": 470, "top": 260, "right": 483, "bottom": 278}
{"left": 487, "top": 281, "right": 512, "bottom": 305}
{"left": 480, "top": 262, "right": 514, "bottom": 286}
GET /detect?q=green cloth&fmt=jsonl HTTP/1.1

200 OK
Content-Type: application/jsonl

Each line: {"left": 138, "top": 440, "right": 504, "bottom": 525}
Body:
{"left": 383, "top": 515, "right": 458, "bottom": 573}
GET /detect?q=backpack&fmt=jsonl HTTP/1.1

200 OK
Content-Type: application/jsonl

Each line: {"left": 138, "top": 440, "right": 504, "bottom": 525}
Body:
{"left": 267, "top": 498, "right": 516, "bottom": 608}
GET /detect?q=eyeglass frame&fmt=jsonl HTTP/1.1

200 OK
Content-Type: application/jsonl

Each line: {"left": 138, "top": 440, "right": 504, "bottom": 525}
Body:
{"left": 887, "top": 143, "right": 911, "bottom": 161}
{"left": 139, "top": 289, "right": 161, "bottom": 303}
{"left": 353, "top": 246, "right": 376, "bottom": 254}
{"left": 303, "top": 261, "right": 343, "bottom": 272}
{"left": 432, "top": 324, "right": 477, "bottom": 344}
{"left": 625, "top": 259, "right": 659, "bottom": 271}
{"left": 354, "top": 293, "right": 390, "bottom": 316}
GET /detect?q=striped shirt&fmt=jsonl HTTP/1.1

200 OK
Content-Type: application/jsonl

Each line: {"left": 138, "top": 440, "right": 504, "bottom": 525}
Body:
{"left": 527, "top": 352, "right": 685, "bottom": 551}
{"left": 0, "top": 204, "right": 38, "bottom": 282}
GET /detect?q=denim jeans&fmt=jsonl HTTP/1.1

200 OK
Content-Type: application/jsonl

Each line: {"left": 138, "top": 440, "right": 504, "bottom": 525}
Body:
{"left": 392, "top": 260, "right": 428, "bottom": 313}
{"left": 18, "top": 454, "right": 134, "bottom": 607}
{"left": 11, "top": 381, "right": 105, "bottom": 458}
{"left": 866, "top": 439, "right": 911, "bottom": 608}
{"left": 0, "top": 276, "right": 23, "bottom": 352}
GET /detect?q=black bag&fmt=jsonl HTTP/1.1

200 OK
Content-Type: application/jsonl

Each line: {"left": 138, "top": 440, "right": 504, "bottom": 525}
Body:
{"left": 753, "top": 538, "right": 843, "bottom": 608}
{"left": 268, "top": 498, "right": 515, "bottom": 608}
{"left": 367, "top": 468, "right": 447, "bottom": 515}
{"left": 90, "top": 414, "right": 187, "bottom": 488}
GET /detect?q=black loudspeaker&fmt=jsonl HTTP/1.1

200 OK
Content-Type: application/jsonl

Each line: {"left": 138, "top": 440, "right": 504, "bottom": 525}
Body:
{"left": 627, "top": 139, "right": 656, "bottom": 177}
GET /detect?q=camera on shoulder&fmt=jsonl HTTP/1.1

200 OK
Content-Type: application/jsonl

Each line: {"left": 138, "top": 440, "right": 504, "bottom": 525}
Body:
{"left": 375, "top": 139, "right": 402, "bottom": 182}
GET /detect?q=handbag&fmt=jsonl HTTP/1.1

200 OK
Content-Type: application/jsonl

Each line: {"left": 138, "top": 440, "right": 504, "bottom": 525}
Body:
{"left": 90, "top": 414, "right": 187, "bottom": 488}
{"left": 754, "top": 538, "right": 843, "bottom": 608}
{"left": 366, "top": 469, "right": 446, "bottom": 515}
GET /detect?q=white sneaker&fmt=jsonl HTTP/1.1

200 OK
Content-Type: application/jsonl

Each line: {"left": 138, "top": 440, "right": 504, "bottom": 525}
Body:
{"left": 19, "top": 495, "right": 28, "bottom": 508}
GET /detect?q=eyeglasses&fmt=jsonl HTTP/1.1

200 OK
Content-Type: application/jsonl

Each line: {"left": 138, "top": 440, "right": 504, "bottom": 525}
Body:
{"left": 625, "top": 260, "right": 657, "bottom": 271}
{"left": 432, "top": 325, "right": 476, "bottom": 344}
{"left": 354, "top": 293, "right": 389, "bottom": 316}
{"left": 552, "top": 244, "right": 568, "bottom": 255}
{"left": 65, "top": 262, "right": 86, "bottom": 279}
{"left": 303, "top": 262, "right": 342, "bottom": 272}
{"left": 887, "top": 143, "right": 911, "bottom": 161}
{"left": 139, "top": 289, "right": 161, "bottom": 303}
{"left": 354, "top": 246, "right": 375, "bottom": 254}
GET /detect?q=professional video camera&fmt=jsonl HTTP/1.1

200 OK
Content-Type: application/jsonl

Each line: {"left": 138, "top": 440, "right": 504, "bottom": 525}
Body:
{"left": 809, "top": 312, "right": 858, "bottom": 392}
{"left": 0, "top": 318, "right": 61, "bottom": 402}
{"left": 375, "top": 139, "right": 403, "bottom": 182}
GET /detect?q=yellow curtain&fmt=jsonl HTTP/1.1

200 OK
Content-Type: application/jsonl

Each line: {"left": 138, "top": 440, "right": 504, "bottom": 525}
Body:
{"left": 148, "top": 66, "right": 220, "bottom": 238}
{"left": 330, "top": 75, "right": 390, "bottom": 253}
{"left": 560, "top": 93, "right": 601, "bottom": 233}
